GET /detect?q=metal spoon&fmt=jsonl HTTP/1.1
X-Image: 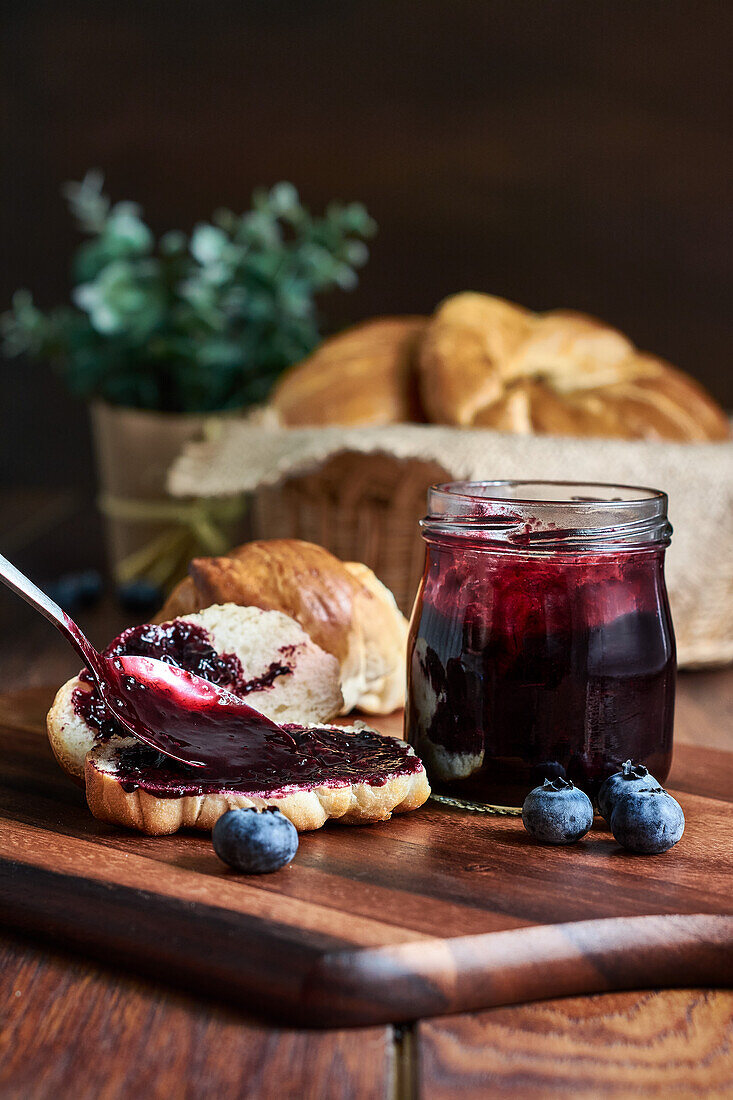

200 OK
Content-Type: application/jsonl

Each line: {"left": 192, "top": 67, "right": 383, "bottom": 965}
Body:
{"left": 0, "top": 552, "right": 291, "bottom": 770}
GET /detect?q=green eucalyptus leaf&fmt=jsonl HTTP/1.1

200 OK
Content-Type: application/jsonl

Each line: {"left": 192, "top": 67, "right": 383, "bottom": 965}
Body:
{"left": 160, "top": 230, "right": 187, "bottom": 255}
{"left": 105, "top": 202, "right": 154, "bottom": 253}
{"left": 2, "top": 174, "right": 376, "bottom": 412}
{"left": 62, "top": 171, "right": 110, "bottom": 234}
{"left": 268, "top": 181, "right": 300, "bottom": 215}
{"left": 190, "top": 223, "right": 230, "bottom": 265}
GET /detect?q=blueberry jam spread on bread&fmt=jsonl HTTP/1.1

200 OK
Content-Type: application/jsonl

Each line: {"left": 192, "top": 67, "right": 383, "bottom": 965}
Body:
{"left": 105, "top": 724, "right": 422, "bottom": 798}
{"left": 47, "top": 587, "right": 427, "bottom": 835}
{"left": 73, "top": 620, "right": 293, "bottom": 740}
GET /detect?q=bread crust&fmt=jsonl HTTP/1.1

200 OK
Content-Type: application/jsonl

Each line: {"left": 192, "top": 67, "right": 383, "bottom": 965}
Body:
{"left": 84, "top": 733, "right": 431, "bottom": 836}
{"left": 418, "top": 292, "right": 730, "bottom": 441}
{"left": 419, "top": 292, "right": 532, "bottom": 426}
{"left": 47, "top": 676, "right": 90, "bottom": 782}
{"left": 271, "top": 317, "right": 427, "bottom": 426}
{"left": 187, "top": 541, "right": 361, "bottom": 662}
{"left": 342, "top": 561, "right": 407, "bottom": 713}
{"left": 156, "top": 540, "right": 408, "bottom": 714}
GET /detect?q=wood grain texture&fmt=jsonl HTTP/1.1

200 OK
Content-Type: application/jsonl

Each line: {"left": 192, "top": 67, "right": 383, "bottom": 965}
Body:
{"left": 417, "top": 990, "right": 733, "bottom": 1098}
{"left": 0, "top": 687, "right": 731, "bottom": 1026}
{"left": 0, "top": 932, "right": 392, "bottom": 1100}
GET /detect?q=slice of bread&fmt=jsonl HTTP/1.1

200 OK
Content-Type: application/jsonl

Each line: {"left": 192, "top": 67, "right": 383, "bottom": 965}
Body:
{"left": 47, "top": 604, "right": 343, "bottom": 782}
{"left": 342, "top": 560, "right": 408, "bottom": 713}
{"left": 155, "top": 539, "right": 409, "bottom": 715}
{"left": 85, "top": 726, "right": 430, "bottom": 835}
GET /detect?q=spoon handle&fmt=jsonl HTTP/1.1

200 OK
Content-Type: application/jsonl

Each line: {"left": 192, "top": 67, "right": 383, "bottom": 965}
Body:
{"left": 0, "top": 552, "right": 99, "bottom": 670}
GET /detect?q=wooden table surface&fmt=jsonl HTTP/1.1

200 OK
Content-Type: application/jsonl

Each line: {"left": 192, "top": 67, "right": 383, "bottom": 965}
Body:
{"left": 1, "top": 495, "right": 732, "bottom": 1097}
{"left": 0, "top": 671, "right": 731, "bottom": 1097}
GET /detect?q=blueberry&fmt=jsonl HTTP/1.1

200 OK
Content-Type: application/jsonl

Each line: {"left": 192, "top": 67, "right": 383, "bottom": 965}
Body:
{"left": 522, "top": 778, "right": 594, "bottom": 845}
{"left": 48, "top": 570, "right": 103, "bottom": 611}
{"left": 116, "top": 580, "right": 163, "bottom": 614}
{"left": 610, "top": 787, "right": 684, "bottom": 854}
{"left": 597, "top": 760, "right": 659, "bottom": 822}
{"left": 212, "top": 807, "right": 298, "bottom": 873}
{"left": 530, "top": 760, "right": 567, "bottom": 788}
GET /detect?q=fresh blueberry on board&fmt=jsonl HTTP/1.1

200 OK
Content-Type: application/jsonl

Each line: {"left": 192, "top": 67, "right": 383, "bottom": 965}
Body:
{"left": 597, "top": 760, "right": 660, "bottom": 822}
{"left": 522, "top": 778, "right": 594, "bottom": 845}
{"left": 212, "top": 807, "right": 299, "bottom": 873}
{"left": 610, "top": 787, "right": 685, "bottom": 854}
{"left": 530, "top": 760, "right": 567, "bottom": 788}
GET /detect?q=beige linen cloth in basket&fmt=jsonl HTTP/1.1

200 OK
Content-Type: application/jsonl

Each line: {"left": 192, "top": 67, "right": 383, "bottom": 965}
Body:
{"left": 168, "top": 421, "right": 733, "bottom": 668}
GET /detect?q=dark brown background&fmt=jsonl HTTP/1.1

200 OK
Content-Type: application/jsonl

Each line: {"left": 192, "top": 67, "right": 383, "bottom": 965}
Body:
{"left": 2, "top": 0, "right": 732, "bottom": 494}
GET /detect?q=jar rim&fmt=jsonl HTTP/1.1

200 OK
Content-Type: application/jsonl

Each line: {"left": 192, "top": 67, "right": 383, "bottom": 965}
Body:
{"left": 423, "top": 479, "right": 672, "bottom": 551}
{"left": 431, "top": 479, "right": 666, "bottom": 506}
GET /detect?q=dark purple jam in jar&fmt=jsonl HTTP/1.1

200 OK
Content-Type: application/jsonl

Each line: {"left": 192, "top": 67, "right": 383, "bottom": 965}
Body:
{"left": 406, "top": 481, "right": 676, "bottom": 809}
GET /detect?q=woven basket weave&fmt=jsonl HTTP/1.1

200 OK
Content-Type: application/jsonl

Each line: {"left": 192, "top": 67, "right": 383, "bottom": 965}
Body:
{"left": 252, "top": 452, "right": 448, "bottom": 615}
{"left": 168, "top": 421, "right": 733, "bottom": 668}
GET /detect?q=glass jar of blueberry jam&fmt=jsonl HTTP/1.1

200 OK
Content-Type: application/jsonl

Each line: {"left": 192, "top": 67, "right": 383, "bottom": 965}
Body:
{"left": 406, "top": 481, "right": 676, "bottom": 811}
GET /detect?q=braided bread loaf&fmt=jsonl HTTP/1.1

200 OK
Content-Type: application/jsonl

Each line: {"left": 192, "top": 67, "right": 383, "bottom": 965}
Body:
{"left": 418, "top": 293, "right": 729, "bottom": 441}
{"left": 267, "top": 293, "right": 728, "bottom": 441}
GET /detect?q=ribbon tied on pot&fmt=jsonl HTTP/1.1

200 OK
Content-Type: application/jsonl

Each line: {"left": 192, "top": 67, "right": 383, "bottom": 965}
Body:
{"left": 98, "top": 492, "right": 246, "bottom": 588}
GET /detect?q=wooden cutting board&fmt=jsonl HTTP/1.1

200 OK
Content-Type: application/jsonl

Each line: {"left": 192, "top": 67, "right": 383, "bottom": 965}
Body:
{"left": 0, "top": 687, "right": 731, "bottom": 1027}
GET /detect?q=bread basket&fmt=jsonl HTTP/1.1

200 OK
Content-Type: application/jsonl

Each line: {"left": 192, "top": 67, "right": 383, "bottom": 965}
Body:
{"left": 168, "top": 422, "right": 733, "bottom": 668}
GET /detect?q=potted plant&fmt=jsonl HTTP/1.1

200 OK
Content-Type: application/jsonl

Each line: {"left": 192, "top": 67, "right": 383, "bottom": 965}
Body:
{"left": 1, "top": 172, "right": 375, "bottom": 590}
